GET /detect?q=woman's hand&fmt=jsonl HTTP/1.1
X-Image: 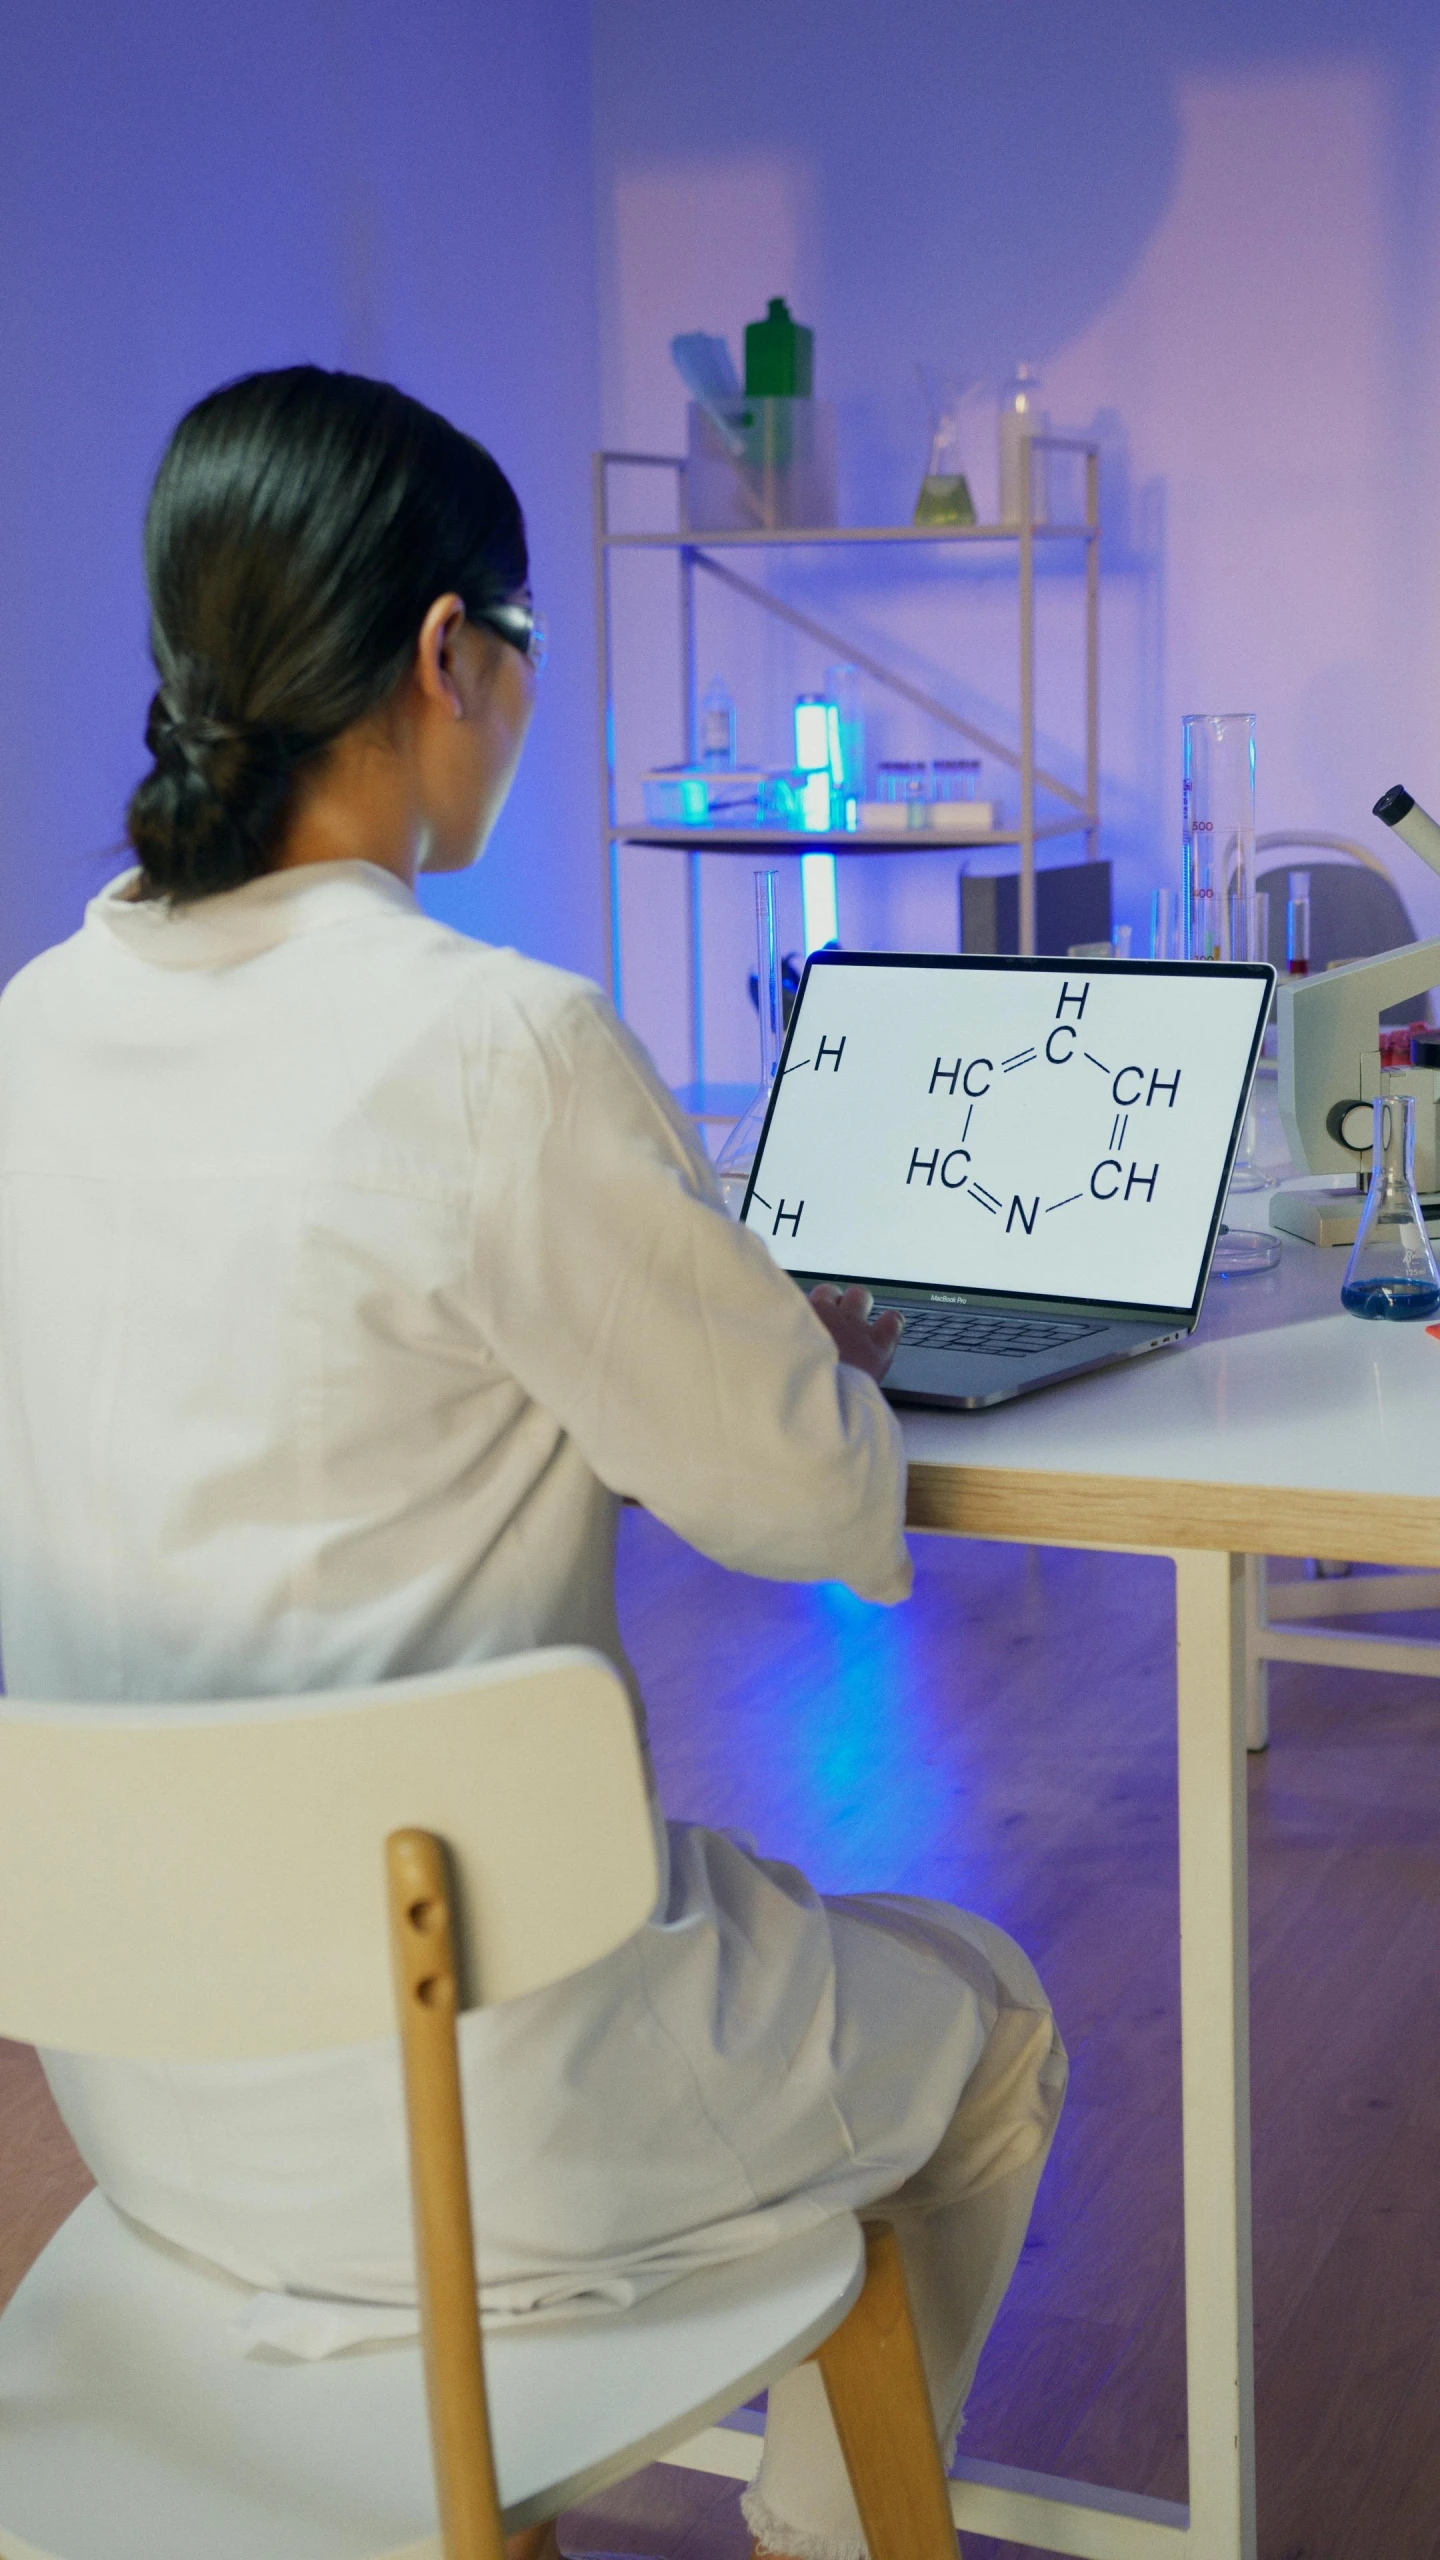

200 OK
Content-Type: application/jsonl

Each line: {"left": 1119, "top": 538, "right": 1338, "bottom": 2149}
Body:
{"left": 808, "top": 1283, "right": 904, "bottom": 1383}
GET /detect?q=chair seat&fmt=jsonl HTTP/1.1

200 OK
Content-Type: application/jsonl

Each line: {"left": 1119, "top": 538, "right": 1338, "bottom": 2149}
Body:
{"left": 0, "top": 2193, "right": 865, "bottom": 2559}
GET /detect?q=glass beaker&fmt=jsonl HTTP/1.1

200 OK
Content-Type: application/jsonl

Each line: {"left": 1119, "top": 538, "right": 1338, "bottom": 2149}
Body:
{"left": 716, "top": 870, "right": 782, "bottom": 1217}
{"left": 1183, "top": 712, "right": 1255, "bottom": 961}
{"left": 1340, "top": 1095, "right": 1440, "bottom": 1319}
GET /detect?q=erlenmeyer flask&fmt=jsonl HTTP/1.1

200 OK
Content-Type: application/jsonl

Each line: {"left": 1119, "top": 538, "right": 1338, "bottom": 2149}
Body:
{"left": 716, "top": 870, "right": 782, "bottom": 1217}
{"left": 1341, "top": 1094, "right": 1440, "bottom": 1319}
{"left": 913, "top": 366, "right": 976, "bottom": 527}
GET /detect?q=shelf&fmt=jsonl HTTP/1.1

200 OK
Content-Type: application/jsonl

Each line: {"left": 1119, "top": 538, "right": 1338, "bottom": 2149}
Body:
{"left": 603, "top": 522, "right": 1096, "bottom": 550}
{"left": 614, "top": 818, "right": 1094, "bottom": 855}
{"left": 594, "top": 441, "right": 1102, "bottom": 1066}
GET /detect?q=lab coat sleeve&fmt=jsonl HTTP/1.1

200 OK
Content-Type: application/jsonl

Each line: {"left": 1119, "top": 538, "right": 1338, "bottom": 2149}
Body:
{"left": 465, "top": 979, "right": 912, "bottom": 1604}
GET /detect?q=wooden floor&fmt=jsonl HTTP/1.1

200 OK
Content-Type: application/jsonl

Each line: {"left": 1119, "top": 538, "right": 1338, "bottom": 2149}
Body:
{"left": 3, "top": 1515, "right": 1437, "bottom": 2559}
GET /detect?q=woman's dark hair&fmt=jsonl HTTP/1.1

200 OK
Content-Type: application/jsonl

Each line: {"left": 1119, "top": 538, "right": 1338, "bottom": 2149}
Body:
{"left": 126, "top": 366, "right": 527, "bottom": 903}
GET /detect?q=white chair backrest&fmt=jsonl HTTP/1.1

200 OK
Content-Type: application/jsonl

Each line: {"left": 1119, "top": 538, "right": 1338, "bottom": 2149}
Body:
{"left": 1255, "top": 830, "right": 1393, "bottom": 880}
{"left": 0, "top": 1648, "right": 658, "bottom": 2064}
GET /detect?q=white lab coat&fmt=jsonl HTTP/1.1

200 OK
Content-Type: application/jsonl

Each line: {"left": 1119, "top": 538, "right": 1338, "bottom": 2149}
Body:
{"left": 0, "top": 864, "right": 1058, "bottom": 2360}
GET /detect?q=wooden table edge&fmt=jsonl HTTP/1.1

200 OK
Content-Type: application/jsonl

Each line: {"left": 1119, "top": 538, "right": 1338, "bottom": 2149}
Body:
{"left": 904, "top": 1462, "right": 1440, "bottom": 1567}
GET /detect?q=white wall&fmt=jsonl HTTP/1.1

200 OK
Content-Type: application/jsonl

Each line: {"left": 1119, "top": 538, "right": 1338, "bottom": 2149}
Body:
{"left": 0, "top": 0, "right": 602, "bottom": 989}
{"left": 590, "top": 0, "right": 1440, "bottom": 1085}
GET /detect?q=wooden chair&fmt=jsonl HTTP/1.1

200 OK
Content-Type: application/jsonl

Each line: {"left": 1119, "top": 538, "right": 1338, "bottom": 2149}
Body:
{"left": 0, "top": 1650, "right": 960, "bottom": 2560}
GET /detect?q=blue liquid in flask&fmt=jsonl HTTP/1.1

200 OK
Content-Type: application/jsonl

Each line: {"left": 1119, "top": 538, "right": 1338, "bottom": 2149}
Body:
{"left": 1339, "top": 1274, "right": 1440, "bottom": 1320}
{"left": 1339, "top": 1093, "right": 1440, "bottom": 1322}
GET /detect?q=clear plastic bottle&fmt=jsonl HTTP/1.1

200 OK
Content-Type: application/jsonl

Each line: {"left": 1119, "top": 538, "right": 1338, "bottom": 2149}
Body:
{"left": 699, "top": 677, "right": 737, "bottom": 770}
{"left": 1340, "top": 1094, "right": 1440, "bottom": 1319}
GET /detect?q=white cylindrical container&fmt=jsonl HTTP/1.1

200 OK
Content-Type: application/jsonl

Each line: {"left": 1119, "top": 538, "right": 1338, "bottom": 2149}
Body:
{"left": 998, "top": 366, "right": 1049, "bottom": 524}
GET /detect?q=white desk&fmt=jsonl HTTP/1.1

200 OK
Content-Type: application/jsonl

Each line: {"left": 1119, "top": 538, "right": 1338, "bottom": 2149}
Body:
{"left": 670, "top": 1241, "right": 1440, "bottom": 2560}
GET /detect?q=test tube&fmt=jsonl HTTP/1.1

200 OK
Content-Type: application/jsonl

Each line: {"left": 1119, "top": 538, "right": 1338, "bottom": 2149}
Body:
{"left": 1183, "top": 712, "right": 1255, "bottom": 960}
{"left": 754, "top": 870, "right": 782, "bottom": 1082}
{"left": 1286, "top": 870, "right": 1311, "bottom": 975}
{"left": 1228, "top": 888, "right": 1270, "bottom": 965}
{"left": 1150, "top": 885, "right": 1182, "bottom": 960}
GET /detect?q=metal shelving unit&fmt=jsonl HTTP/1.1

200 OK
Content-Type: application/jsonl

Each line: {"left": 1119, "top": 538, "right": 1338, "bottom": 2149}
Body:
{"left": 592, "top": 438, "right": 1099, "bottom": 1089}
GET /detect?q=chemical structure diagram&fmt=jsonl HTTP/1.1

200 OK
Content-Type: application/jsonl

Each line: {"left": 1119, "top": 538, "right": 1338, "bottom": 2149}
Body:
{"left": 749, "top": 979, "right": 1184, "bottom": 1245}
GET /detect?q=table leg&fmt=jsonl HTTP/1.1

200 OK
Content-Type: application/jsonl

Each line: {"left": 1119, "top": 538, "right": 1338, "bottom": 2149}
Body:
{"left": 667, "top": 1540, "right": 1256, "bottom": 2560}
{"left": 1173, "top": 1550, "right": 1256, "bottom": 2560}
{"left": 1241, "top": 1556, "right": 1270, "bottom": 1753}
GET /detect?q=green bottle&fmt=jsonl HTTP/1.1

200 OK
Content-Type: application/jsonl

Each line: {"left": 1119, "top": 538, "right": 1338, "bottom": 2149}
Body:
{"left": 744, "top": 297, "right": 814, "bottom": 397}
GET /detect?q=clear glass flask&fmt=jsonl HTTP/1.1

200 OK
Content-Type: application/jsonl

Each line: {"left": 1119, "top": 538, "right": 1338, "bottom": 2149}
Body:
{"left": 716, "top": 870, "right": 782, "bottom": 1218}
{"left": 1340, "top": 1094, "right": 1440, "bottom": 1319}
{"left": 914, "top": 366, "right": 977, "bottom": 527}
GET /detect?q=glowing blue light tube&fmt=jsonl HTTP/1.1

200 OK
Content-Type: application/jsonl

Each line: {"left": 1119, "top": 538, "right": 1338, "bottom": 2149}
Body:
{"left": 801, "top": 852, "right": 839, "bottom": 952}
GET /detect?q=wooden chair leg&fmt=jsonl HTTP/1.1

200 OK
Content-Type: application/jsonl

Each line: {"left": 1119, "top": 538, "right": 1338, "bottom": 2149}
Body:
{"left": 389, "top": 1828, "right": 508, "bottom": 2560}
{"left": 811, "top": 2222, "right": 960, "bottom": 2560}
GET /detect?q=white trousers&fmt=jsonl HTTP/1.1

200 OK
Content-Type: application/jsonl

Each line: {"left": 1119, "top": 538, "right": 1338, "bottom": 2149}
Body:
{"left": 740, "top": 1989, "right": 1067, "bottom": 2560}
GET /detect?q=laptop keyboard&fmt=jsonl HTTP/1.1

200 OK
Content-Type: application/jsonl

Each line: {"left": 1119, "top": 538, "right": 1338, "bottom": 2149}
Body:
{"left": 878, "top": 1307, "right": 1108, "bottom": 1361}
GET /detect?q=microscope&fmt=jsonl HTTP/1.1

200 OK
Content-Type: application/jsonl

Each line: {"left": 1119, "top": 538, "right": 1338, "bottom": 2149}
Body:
{"left": 1273, "top": 787, "right": 1440, "bottom": 1246}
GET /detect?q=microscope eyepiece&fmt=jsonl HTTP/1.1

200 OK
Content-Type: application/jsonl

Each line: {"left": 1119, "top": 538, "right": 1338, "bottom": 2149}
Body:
{"left": 1373, "top": 783, "right": 1440, "bottom": 878}
{"left": 1374, "top": 784, "right": 1415, "bottom": 825}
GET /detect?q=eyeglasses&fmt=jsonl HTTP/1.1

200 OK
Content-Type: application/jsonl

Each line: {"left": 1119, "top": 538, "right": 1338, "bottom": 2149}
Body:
{"left": 477, "top": 597, "right": 548, "bottom": 676}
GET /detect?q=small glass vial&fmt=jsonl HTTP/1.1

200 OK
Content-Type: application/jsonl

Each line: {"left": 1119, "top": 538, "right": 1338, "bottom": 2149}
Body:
{"left": 930, "top": 758, "right": 980, "bottom": 802}
{"left": 1286, "top": 869, "right": 1311, "bottom": 974}
{"left": 877, "top": 761, "right": 929, "bottom": 828}
{"left": 1340, "top": 1094, "right": 1440, "bottom": 1320}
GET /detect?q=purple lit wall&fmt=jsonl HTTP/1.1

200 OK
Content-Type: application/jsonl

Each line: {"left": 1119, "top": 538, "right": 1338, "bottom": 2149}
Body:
{"left": 0, "top": 0, "right": 601, "bottom": 989}
{"left": 590, "top": 0, "right": 1440, "bottom": 1085}
{"left": 9, "top": 5, "right": 1440, "bottom": 1076}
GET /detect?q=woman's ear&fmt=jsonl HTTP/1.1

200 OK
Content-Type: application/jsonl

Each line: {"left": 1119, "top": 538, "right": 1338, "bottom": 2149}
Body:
{"left": 414, "top": 594, "right": 469, "bottom": 718}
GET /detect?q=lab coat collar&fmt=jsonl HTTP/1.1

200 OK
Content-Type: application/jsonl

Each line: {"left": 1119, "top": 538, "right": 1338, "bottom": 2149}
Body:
{"left": 87, "top": 862, "right": 420, "bottom": 971}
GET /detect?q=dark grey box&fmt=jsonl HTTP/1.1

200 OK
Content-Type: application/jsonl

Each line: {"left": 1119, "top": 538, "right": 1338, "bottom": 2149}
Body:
{"left": 959, "top": 858, "right": 1113, "bottom": 956}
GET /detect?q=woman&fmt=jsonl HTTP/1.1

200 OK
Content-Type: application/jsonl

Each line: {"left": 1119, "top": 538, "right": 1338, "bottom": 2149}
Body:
{"left": 0, "top": 369, "right": 1065, "bottom": 2560}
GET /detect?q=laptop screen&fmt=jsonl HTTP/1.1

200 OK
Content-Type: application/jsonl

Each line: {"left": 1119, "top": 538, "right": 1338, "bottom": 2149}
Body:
{"left": 740, "top": 953, "right": 1274, "bottom": 1318}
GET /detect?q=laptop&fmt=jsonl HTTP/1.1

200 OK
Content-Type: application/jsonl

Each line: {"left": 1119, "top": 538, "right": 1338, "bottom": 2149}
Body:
{"left": 739, "top": 950, "right": 1275, "bottom": 1409}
